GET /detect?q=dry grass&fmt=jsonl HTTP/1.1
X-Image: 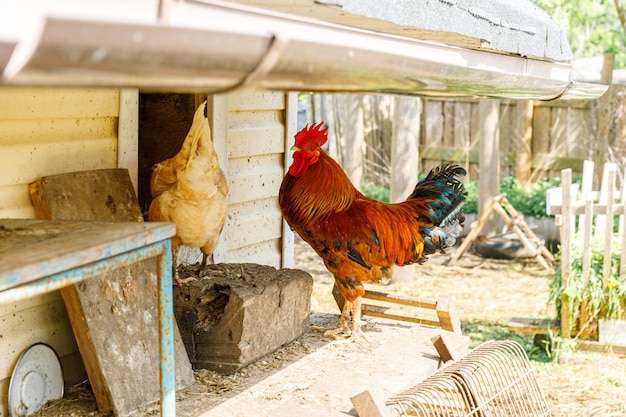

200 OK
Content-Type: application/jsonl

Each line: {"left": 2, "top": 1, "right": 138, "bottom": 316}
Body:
{"left": 296, "top": 237, "right": 626, "bottom": 417}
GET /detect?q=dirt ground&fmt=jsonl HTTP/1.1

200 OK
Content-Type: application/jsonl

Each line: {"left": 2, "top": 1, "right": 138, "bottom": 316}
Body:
{"left": 32, "top": 237, "right": 626, "bottom": 417}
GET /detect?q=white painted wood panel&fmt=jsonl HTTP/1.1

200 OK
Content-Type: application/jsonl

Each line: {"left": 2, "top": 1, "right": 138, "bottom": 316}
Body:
{"left": 0, "top": 88, "right": 125, "bottom": 413}
{"left": 228, "top": 90, "right": 285, "bottom": 111}
{"left": 226, "top": 240, "right": 282, "bottom": 268}
{"left": 226, "top": 198, "right": 283, "bottom": 250}
{"left": 0, "top": 296, "right": 78, "bottom": 378}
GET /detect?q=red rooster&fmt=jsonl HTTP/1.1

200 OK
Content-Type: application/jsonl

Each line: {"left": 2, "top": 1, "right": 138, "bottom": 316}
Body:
{"left": 279, "top": 123, "right": 466, "bottom": 340}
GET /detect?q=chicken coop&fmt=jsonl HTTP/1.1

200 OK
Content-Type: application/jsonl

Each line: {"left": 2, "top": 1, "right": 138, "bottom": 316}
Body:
{"left": 0, "top": 0, "right": 609, "bottom": 416}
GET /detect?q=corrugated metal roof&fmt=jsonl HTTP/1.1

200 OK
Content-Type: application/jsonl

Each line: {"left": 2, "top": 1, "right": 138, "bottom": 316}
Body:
{"left": 0, "top": 0, "right": 607, "bottom": 100}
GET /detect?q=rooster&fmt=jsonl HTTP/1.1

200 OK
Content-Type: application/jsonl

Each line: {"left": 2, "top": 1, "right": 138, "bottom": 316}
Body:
{"left": 148, "top": 101, "right": 228, "bottom": 283}
{"left": 279, "top": 123, "right": 466, "bottom": 340}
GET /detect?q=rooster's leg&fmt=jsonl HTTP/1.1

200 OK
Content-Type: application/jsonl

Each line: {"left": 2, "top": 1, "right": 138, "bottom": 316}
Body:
{"left": 349, "top": 296, "right": 363, "bottom": 339}
{"left": 324, "top": 300, "right": 352, "bottom": 339}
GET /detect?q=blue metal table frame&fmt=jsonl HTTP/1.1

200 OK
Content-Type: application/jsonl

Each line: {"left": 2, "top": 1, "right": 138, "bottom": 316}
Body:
{"left": 0, "top": 220, "right": 177, "bottom": 417}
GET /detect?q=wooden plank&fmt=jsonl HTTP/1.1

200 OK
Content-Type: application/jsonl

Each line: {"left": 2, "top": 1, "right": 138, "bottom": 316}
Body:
{"left": 431, "top": 331, "right": 470, "bottom": 362}
{"left": 0, "top": 295, "right": 78, "bottom": 379}
{"left": 547, "top": 203, "right": 626, "bottom": 216}
{"left": 595, "top": 164, "right": 616, "bottom": 293}
{"left": 363, "top": 290, "right": 438, "bottom": 310}
{"left": 515, "top": 100, "right": 533, "bottom": 185}
{"left": 598, "top": 319, "right": 626, "bottom": 345}
{"left": 0, "top": 183, "right": 36, "bottom": 218}
{"left": 0, "top": 135, "right": 117, "bottom": 186}
{"left": 227, "top": 124, "right": 285, "bottom": 158}
{"left": 227, "top": 167, "right": 284, "bottom": 204}
{"left": 507, "top": 317, "right": 559, "bottom": 335}
{"left": 228, "top": 90, "right": 285, "bottom": 111}
{"left": 532, "top": 105, "right": 551, "bottom": 155}
{"left": 579, "top": 199, "right": 593, "bottom": 338}
{"left": 560, "top": 169, "right": 573, "bottom": 338}
{"left": 28, "top": 169, "right": 194, "bottom": 416}
{"left": 225, "top": 239, "right": 281, "bottom": 268}
{"left": 620, "top": 172, "right": 626, "bottom": 280}
{"left": 423, "top": 100, "right": 443, "bottom": 173}
{"left": 449, "top": 196, "right": 497, "bottom": 264}
{"left": 282, "top": 92, "right": 298, "bottom": 269}
{"left": 453, "top": 102, "right": 471, "bottom": 149}
{"left": 118, "top": 88, "right": 139, "bottom": 195}
{"left": 478, "top": 99, "right": 500, "bottom": 236}
{"left": 0, "top": 221, "right": 173, "bottom": 288}
{"left": 226, "top": 200, "right": 283, "bottom": 250}
{"left": 0, "top": 117, "right": 118, "bottom": 147}
{"left": 208, "top": 93, "right": 230, "bottom": 264}
{"left": 436, "top": 295, "right": 461, "bottom": 333}
{"left": 0, "top": 88, "right": 119, "bottom": 119}
{"left": 351, "top": 389, "right": 388, "bottom": 417}
{"left": 361, "top": 304, "right": 440, "bottom": 327}
{"left": 531, "top": 154, "right": 585, "bottom": 172}
{"left": 419, "top": 145, "right": 479, "bottom": 163}
{"left": 442, "top": 101, "right": 455, "bottom": 147}
{"left": 566, "top": 339, "right": 626, "bottom": 356}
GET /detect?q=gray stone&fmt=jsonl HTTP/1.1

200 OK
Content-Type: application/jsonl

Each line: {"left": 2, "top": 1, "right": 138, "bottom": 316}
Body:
{"left": 173, "top": 263, "right": 313, "bottom": 374}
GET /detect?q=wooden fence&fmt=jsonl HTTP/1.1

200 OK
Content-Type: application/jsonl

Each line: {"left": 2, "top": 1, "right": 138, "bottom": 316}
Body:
{"left": 308, "top": 86, "right": 626, "bottom": 187}
{"left": 548, "top": 160, "right": 626, "bottom": 344}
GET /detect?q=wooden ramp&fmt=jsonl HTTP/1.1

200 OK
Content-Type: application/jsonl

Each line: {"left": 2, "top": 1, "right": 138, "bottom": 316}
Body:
{"left": 449, "top": 195, "right": 555, "bottom": 271}
{"left": 30, "top": 168, "right": 194, "bottom": 416}
{"left": 332, "top": 285, "right": 462, "bottom": 334}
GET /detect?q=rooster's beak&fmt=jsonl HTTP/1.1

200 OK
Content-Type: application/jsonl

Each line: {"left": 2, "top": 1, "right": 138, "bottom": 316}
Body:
{"left": 291, "top": 146, "right": 301, "bottom": 152}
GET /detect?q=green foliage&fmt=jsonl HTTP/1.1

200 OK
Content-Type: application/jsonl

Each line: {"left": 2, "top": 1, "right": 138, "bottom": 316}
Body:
{"left": 549, "top": 232, "right": 626, "bottom": 335}
{"left": 463, "top": 176, "right": 562, "bottom": 218}
{"left": 462, "top": 321, "right": 552, "bottom": 362}
{"left": 536, "top": 0, "right": 626, "bottom": 68}
{"left": 361, "top": 182, "right": 390, "bottom": 202}
{"left": 463, "top": 181, "right": 479, "bottom": 214}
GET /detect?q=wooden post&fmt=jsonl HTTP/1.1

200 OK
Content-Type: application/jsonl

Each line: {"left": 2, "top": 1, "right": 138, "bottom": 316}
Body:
{"left": 343, "top": 94, "right": 364, "bottom": 187}
{"left": 478, "top": 100, "right": 500, "bottom": 236}
{"left": 560, "top": 169, "right": 573, "bottom": 338}
{"left": 579, "top": 199, "right": 593, "bottom": 338}
{"left": 600, "top": 166, "right": 616, "bottom": 292}
{"left": 391, "top": 96, "right": 420, "bottom": 282}
{"left": 593, "top": 54, "right": 615, "bottom": 184}
{"left": 514, "top": 100, "right": 533, "bottom": 187}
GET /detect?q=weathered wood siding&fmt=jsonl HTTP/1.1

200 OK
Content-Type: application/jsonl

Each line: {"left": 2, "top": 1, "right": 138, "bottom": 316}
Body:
{"left": 216, "top": 91, "right": 295, "bottom": 268}
{"left": 0, "top": 88, "right": 123, "bottom": 416}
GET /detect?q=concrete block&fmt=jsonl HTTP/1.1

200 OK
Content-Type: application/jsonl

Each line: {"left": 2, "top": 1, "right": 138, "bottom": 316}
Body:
{"left": 173, "top": 263, "right": 313, "bottom": 374}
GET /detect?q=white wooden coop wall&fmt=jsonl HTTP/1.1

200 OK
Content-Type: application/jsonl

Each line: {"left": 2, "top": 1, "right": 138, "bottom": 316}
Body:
{"left": 0, "top": 87, "right": 137, "bottom": 416}
{"left": 0, "top": 88, "right": 297, "bottom": 415}
{"left": 209, "top": 90, "right": 297, "bottom": 269}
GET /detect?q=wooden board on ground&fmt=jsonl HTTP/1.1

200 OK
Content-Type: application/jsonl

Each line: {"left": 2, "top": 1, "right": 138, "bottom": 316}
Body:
{"left": 29, "top": 168, "right": 194, "bottom": 416}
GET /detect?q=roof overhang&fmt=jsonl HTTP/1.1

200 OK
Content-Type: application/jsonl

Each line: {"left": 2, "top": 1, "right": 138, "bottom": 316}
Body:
{"left": 0, "top": 0, "right": 608, "bottom": 100}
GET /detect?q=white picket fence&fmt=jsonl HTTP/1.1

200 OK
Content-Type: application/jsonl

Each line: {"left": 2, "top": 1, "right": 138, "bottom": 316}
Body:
{"left": 547, "top": 160, "right": 626, "bottom": 340}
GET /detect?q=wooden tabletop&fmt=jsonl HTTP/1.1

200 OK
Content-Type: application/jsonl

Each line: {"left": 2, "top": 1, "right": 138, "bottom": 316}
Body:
{"left": 0, "top": 219, "right": 176, "bottom": 291}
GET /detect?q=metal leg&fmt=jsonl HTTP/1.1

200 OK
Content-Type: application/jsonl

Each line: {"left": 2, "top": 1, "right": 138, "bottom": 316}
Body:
{"left": 157, "top": 239, "right": 176, "bottom": 417}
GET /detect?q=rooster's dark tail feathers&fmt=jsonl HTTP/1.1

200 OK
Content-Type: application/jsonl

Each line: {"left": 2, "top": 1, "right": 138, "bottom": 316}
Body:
{"left": 410, "top": 164, "right": 467, "bottom": 257}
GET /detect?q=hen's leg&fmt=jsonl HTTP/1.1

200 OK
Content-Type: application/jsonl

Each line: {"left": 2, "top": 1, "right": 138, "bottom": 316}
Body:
{"left": 171, "top": 237, "right": 195, "bottom": 286}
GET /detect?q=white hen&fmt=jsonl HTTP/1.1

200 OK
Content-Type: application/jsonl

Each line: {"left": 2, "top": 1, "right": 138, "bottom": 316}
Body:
{"left": 148, "top": 101, "right": 228, "bottom": 279}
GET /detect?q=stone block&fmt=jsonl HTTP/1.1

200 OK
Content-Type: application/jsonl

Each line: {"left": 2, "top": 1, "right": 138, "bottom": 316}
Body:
{"left": 173, "top": 263, "right": 313, "bottom": 373}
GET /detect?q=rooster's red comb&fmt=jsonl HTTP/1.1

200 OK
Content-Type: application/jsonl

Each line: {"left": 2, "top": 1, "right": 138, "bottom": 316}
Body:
{"left": 294, "top": 122, "right": 328, "bottom": 147}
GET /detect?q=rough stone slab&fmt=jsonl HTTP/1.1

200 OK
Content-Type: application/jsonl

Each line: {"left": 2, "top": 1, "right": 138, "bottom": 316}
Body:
{"left": 174, "top": 263, "right": 313, "bottom": 373}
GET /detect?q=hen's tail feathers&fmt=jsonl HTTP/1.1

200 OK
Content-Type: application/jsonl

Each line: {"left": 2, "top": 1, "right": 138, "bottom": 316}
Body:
{"left": 410, "top": 164, "right": 467, "bottom": 257}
